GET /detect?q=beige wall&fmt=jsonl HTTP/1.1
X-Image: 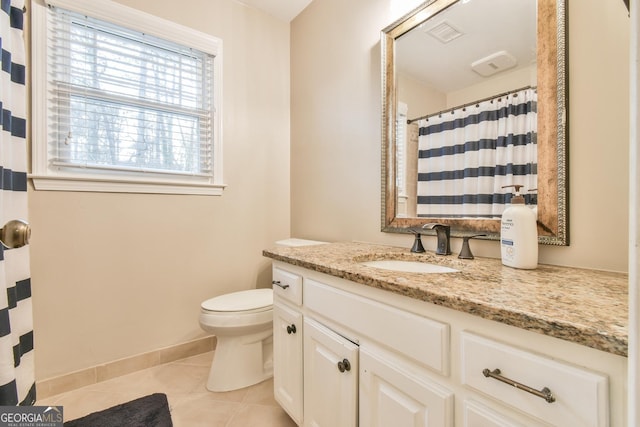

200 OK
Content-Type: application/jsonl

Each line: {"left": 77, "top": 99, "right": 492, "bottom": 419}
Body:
{"left": 446, "top": 65, "right": 537, "bottom": 108}
{"left": 397, "top": 72, "right": 446, "bottom": 120}
{"left": 29, "top": 0, "right": 291, "bottom": 380}
{"left": 291, "top": 0, "right": 630, "bottom": 273}
{"left": 29, "top": 0, "right": 631, "bottom": 383}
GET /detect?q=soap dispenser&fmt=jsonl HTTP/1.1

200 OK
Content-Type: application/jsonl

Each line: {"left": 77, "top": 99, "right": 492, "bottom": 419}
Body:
{"left": 500, "top": 185, "right": 538, "bottom": 269}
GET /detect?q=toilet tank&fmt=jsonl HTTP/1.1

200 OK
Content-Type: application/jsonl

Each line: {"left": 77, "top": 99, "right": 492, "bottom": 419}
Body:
{"left": 275, "top": 238, "right": 328, "bottom": 247}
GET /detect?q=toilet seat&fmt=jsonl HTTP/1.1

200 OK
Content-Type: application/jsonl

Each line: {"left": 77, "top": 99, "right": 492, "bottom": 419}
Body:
{"left": 201, "top": 289, "right": 273, "bottom": 313}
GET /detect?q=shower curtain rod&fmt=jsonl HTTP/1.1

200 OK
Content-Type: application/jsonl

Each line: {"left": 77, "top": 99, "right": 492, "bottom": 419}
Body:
{"left": 407, "top": 85, "right": 536, "bottom": 124}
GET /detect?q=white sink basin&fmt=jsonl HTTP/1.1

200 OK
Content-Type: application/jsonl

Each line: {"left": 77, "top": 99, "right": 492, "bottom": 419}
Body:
{"left": 360, "top": 260, "right": 459, "bottom": 274}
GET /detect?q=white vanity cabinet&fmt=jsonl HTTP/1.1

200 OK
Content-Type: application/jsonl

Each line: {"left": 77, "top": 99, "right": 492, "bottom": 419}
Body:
{"left": 273, "top": 266, "right": 360, "bottom": 427}
{"left": 272, "top": 265, "right": 454, "bottom": 427}
{"left": 272, "top": 268, "right": 304, "bottom": 425}
{"left": 303, "top": 317, "right": 358, "bottom": 427}
{"left": 359, "top": 344, "right": 454, "bottom": 426}
{"left": 271, "top": 262, "right": 625, "bottom": 427}
{"left": 273, "top": 303, "right": 303, "bottom": 424}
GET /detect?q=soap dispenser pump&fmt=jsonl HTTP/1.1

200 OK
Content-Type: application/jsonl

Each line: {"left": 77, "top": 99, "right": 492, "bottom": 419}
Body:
{"left": 500, "top": 185, "right": 538, "bottom": 269}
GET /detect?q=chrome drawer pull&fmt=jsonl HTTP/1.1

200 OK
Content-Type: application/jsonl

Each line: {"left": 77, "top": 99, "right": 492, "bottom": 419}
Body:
{"left": 482, "top": 368, "right": 556, "bottom": 403}
{"left": 272, "top": 280, "right": 290, "bottom": 289}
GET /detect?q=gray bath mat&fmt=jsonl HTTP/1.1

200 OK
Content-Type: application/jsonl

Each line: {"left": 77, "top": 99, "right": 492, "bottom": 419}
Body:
{"left": 64, "top": 392, "right": 172, "bottom": 427}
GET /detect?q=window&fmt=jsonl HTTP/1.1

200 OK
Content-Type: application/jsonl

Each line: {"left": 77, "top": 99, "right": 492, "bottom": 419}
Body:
{"left": 31, "top": 0, "right": 224, "bottom": 195}
{"left": 396, "top": 102, "right": 408, "bottom": 197}
{"left": 395, "top": 102, "right": 409, "bottom": 218}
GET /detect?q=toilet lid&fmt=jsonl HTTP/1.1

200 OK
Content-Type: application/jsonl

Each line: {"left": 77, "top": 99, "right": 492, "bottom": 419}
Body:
{"left": 201, "top": 288, "right": 273, "bottom": 312}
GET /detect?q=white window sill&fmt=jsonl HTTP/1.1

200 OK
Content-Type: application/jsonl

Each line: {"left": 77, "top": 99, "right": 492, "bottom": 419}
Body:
{"left": 30, "top": 175, "right": 227, "bottom": 196}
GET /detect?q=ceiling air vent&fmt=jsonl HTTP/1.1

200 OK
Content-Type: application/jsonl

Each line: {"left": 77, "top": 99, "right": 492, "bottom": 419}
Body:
{"left": 425, "top": 20, "right": 463, "bottom": 43}
{"left": 471, "top": 51, "right": 518, "bottom": 77}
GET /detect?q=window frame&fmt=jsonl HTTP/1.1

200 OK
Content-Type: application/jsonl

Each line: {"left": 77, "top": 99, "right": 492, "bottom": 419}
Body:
{"left": 30, "top": 0, "right": 225, "bottom": 195}
{"left": 396, "top": 102, "right": 408, "bottom": 197}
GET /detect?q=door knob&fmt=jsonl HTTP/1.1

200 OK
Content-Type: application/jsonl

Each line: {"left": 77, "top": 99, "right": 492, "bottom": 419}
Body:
{"left": 0, "top": 219, "right": 30, "bottom": 249}
{"left": 287, "top": 324, "right": 297, "bottom": 334}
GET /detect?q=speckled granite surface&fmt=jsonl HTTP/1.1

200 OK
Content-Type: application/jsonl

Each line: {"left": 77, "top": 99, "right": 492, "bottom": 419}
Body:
{"left": 263, "top": 242, "right": 628, "bottom": 357}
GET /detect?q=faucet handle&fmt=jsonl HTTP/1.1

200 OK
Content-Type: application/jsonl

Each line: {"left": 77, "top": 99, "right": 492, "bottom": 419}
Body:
{"left": 409, "top": 229, "right": 426, "bottom": 253}
{"left": 458, "top": 234, "right": 486, "bottom": 259}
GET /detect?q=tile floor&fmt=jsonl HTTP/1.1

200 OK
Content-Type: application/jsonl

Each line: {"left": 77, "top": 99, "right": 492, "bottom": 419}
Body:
{"left": 37, "top": 351, "right": 298, "bottom": 426}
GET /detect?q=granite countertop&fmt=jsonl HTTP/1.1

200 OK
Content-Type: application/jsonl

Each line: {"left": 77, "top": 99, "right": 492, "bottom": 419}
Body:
{"left": 263, "top": 241, "right": 628, "bottom": 357}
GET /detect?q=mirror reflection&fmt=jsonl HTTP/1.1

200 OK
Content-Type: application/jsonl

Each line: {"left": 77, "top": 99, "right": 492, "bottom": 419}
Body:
{"left": 396, "top": 0, "right": 537, "bottom": 219}
{"left": 381, "top": 0, "right": 568, "bottom": 244}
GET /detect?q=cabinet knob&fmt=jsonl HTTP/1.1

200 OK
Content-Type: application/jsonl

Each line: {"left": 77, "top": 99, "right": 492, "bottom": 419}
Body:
{"left": 286, "top": 324, "right": 297, "bottom": 334}
{"left": 272, "top": 280, "right": 290, "bottom": 290}
{"left": 337, "top": 358, "right": 351, "bottom": 373}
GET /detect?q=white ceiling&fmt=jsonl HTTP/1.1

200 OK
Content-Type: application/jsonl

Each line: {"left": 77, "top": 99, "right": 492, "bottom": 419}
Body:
{"left": 396, "top": 0, "right": 537, "bottom": 93}
{"left": 237, "top": 0, "right": 313, "bottom": 22}
{"left": 239, "top": 0, "right": 536, "bottom": 94}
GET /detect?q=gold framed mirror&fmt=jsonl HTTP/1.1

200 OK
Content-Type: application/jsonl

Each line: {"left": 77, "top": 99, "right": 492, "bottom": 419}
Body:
{"left": 381, "top": 0, "right": 568, "bottom": 245}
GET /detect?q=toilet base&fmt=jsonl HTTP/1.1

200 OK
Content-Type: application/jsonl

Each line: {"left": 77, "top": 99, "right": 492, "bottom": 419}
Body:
{"left": 206, "top": 331, "right": 273, "bottom": 392}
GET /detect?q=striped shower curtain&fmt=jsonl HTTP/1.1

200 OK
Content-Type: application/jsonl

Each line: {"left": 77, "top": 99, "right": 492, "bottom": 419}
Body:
{"left": 0, "top": 0, "right": 35, "bottom": 405}
{"left": 416, "top": 87, "right": 537, "bottom": 219}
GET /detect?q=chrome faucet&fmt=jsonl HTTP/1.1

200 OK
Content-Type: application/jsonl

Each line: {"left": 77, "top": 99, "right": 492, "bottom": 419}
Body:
{"left": 422, "top": 223, "right": 451, "bottom": 255}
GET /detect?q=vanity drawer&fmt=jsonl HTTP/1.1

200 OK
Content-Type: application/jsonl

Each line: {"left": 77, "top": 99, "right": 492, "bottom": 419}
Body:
{"left": 304, "top": 278, "right": 449, "bottom": 375}
{"left": 460, "top": 331, "right": 608, "bottom": 427}
{"left": 272, "top": 267, "right": 303, "bottom": 306}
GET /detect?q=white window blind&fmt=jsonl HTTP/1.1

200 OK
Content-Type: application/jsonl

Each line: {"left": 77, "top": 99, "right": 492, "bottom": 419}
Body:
{"left": 50, "top": 7, "right": 213, "bottom": 177}
{"left": 396, "top": 102, "right": 408, "bottom": 196}
{"left": 31, "top": 0, "right": 224, "bottom": 195}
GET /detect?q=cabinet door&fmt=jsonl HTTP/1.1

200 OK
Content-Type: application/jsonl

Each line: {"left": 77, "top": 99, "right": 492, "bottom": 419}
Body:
{"left": 359, "top": 345, "right": 454, "bottom": 427}
{"left": 273, "top": 302, "right": 304, "bottom": 425}
{"left": 303, "top": 317, "right": 358, "bottom": 427}
{"left": 463, "top": 399, "right": 528, "bottom": 427}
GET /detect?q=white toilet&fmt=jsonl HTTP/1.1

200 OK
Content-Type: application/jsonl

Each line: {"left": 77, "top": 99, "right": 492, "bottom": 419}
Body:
{"left": 199, "top": 238, "right": 326, "bottom": 392}
{"left": 199, "top": 288, "right": 274, "bottom": 392}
